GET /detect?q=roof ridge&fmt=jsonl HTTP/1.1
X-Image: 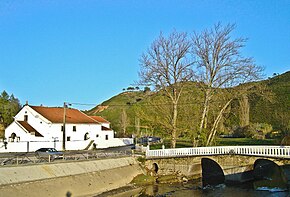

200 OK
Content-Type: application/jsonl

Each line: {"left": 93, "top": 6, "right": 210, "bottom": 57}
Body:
{"left": 79, "top": 110, "right": 101, "bottom": 124}
{"left": 30, "top": 105, "right": 100, "bottom": 124}
{"left": 90, "top": 115, "right": 110, "bottom": 123}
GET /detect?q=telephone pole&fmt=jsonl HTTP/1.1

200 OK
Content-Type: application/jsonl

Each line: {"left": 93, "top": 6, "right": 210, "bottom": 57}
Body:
{"left": 62, "top": 102, "right": 66, "bottom": 150}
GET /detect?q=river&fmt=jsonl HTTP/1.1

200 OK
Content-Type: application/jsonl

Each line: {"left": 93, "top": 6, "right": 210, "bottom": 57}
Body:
{"left": 98, "top": 180, "right": 290, "bottom": 197}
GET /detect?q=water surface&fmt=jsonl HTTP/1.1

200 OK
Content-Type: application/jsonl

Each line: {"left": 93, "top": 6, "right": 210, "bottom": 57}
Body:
{"left": 101, "top": 180, "right": 290, "bottom": 197}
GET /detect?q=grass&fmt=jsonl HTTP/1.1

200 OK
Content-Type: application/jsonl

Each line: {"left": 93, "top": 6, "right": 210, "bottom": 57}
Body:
{"left": 149, "top": 137, "right": 280, "bottom": 149}
{"left": 215, "top": 137, "right": 280, "bottom": 146}
{"left": 131, "top": 174, "right": 156, "bottom": 186}
{"left": 149, "top": 139, "right": 192, "bottom": 150}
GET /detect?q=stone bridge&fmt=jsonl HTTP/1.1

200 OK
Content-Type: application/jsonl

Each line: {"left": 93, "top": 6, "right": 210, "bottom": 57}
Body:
{"left": 145, "top": 146, "right": 290, "bottom": 186}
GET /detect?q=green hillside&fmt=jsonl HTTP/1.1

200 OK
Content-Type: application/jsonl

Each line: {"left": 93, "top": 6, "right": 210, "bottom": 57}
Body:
{"left": 86, "top": 71, "right": 290, "bottom": 140}
{"left": 250, "top": 71, "right": 290, "bottom": 132}
{"left": 87, "top": 90, "right": 151, "bottom": 137}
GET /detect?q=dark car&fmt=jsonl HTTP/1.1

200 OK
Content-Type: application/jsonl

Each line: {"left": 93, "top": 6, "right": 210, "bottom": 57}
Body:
{"left": 35, "top": 148, "right": 63, "bottom": 160}
{"left": 138, "top": 136, "right": 161, "bottom": 144}
{"left": 148, "top": 136, "right": 161, "bottom": 143}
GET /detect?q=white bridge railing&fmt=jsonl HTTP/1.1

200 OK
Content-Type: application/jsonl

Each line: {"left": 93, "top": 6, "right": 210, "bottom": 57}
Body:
{"left": 146, "top": 146, "right": 290, "bottom": 159}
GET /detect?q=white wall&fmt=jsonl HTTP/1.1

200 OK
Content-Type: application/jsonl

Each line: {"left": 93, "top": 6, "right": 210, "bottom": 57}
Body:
{"left": 94, "top": 138, "right": 134, "bottom": 149}
{"left": 5, "top": 122, "right": 46, "bottom": 142}
{"left": 0, "top": 138, "right": 134, "bottom": 152}
{"left": 0, "top": 140, "right": 94, "bottom": 152}
{"left": 101, "top": 122, "right": 110, "bottom": 128}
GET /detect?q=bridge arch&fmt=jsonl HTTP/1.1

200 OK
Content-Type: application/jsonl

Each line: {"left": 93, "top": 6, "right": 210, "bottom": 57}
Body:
{"left": 152, "top": 163, "right": 159, "bottom": 173}
{"left": 253, "top": 159, "right": 288, "bottom": 191}
{"left": 201, "top": 158, "right": 225, "bottom": 187}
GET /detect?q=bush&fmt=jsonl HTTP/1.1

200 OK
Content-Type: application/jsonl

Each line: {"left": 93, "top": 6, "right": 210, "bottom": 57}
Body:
{"left": 233, "top": 123, "right": 273, "bottom": 139}
{"left": 233, "top": 127, "right": 246, "bottom": 138}
{"left": 0, "top": 124, "right": 5, "bottom": 139}
{"left": 137, "top": 156, "right": 146, "bottom": 164}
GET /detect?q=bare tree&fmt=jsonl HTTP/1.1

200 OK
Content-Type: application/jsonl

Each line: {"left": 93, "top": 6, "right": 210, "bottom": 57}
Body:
{"left": 238, "top": 83, "right": 273, "bottom": 127}
{"left": 139, "top": 31, "right": 194, "bottom": 148}
{"left": 239, "top": 94, "right": 250, "bottom": 127}
{"left": 191, "top": 23, "right": 263, "bottom": 146}
{"left": 120, "top": 109, "right": 129, "bottom": 136}
{"left": 135, "top": 117, "right": 140, "bottom": 136}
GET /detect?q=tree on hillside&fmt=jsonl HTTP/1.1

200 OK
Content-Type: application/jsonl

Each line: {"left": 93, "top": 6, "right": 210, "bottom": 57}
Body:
{"left": 239, "top": 94, "right": 250, "bottom": 127}
{"left": 0, "top": 91, "right": 21, "bottom": 138}
{"left": 191, "top": 23, "right": 263, "bottom": 146}
{"left": 136, "top": 92, "right": 176, "bottom": 139}
{"left": 139, "top": 31, "right": 194, "bottom": 148}
{"left": 119, "top": 108, "right": 129, "bottom": 136}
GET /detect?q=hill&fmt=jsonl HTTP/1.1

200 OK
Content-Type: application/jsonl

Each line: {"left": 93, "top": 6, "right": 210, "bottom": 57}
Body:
{"left": 86, "top": 90, "right": 154, "bottom": 137}
{"left": 86, "top": 71, "right": 290, "bottom": 139}
{"left": 250, "top": 71, "right": 290, "bottom": 131}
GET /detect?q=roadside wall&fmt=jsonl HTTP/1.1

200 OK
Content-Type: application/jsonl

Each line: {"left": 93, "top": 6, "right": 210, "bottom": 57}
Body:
{"left": 0, "top": 157, "right": 143, "bottom": 197}
{"left": 0, "top": 137, "right": 134, "bottom": 152}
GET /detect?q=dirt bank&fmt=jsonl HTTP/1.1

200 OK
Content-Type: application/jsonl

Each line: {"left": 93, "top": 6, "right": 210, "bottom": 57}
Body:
{"left": 0, "top": 157, "right": 143, "bottom": 197}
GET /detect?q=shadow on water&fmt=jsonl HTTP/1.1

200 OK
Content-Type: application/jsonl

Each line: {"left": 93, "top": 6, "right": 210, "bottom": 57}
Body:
{"left": 143, "top": 182, "right": 289, "bottom": 197}
{"left": 102, "top": 179, "right": 290, "bottom": 197}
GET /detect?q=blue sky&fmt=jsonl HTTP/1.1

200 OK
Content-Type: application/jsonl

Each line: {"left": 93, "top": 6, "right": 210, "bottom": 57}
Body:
{"left": 0, "top": 0, "right": 289, "bottom": 110}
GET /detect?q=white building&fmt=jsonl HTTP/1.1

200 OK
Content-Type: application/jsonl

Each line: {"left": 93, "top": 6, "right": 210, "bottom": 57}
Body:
{"left": 2, "top": 105, "right": 132, "bottom": 152}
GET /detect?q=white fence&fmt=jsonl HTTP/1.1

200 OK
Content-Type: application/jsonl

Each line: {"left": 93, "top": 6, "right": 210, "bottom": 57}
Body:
{"left": 146, "top": 146, "right": 290, "bottom": 159}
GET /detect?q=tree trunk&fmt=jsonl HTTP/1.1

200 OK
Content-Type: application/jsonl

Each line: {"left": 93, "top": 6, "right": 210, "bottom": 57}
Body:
{"left": 198, "top": 89, "right": 211, "bottom": 145}
{"left": 239, "top": 94, "right": 250, "bottom": 127}
{"left": 171, "top": 101, "right": 178, "bottom": 148}
{"left": 135, "top": 117, "right": 140, "bottom": 136}
{"left": 206, "top": 99, "right": 233, "bottom": 146}
{"left": 121, "top": 109, "right": 128, "bottom": 135}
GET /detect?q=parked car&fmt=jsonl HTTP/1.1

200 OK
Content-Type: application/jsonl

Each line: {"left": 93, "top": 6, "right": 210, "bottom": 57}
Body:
{"left": 138, "top": 136, "right": 161, "bottom": 144}
{"left": 148, "top": 136, "right": 161, "bottom": 143}
{"left": 35, "top": 148, "right": 63, "bottom": 160}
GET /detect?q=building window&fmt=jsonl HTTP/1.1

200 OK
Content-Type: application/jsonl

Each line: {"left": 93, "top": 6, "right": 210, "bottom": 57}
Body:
{"left": 24, "top": 115, "right": 28, "bottom": 121}
{"left": 10, "top": 133, "right": 17, "bottom": 142}
{"left": 67, "top": 136, "right": 71, "bottom": 141}
{"left": 84, "top": 133, "right": 89, "bottom": 140}
{"left": 73, "top": 126, "right": 76, "bottom": 132}
{"left": 96, "top": 134, "right": 99, "bottom": 138}
{"left": 105, "top": 135, "right": 109, "bottom": 140}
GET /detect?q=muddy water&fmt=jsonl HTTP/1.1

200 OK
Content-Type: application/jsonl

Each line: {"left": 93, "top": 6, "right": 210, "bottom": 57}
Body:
{"left": 99, "top": 180, "right": 290, "bottom": 197}
{"left": 97, "top": 165, "right": 290, "bottom": 197}
{"left": 139, "top": 181, "right": 289, "bottom": 197}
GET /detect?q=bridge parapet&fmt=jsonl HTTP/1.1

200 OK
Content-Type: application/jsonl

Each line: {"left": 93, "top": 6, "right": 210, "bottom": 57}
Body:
{"left": 146, "top": 146, "right": 290, "bottom": 159}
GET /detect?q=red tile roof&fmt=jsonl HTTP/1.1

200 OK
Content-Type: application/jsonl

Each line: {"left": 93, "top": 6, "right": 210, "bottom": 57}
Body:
{"left": 30, "top": 106, "right": 100, "bottom": 124}
{"left": 90, "top": 116, "right": 110, "bottom": 123}
{"left": 17, "top": 121, "right": 43, "bottom": 137}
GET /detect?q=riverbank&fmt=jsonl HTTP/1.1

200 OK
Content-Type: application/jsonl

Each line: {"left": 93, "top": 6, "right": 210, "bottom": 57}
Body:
{"left": 0, "top": 157, "right": 143, "bottom": 197}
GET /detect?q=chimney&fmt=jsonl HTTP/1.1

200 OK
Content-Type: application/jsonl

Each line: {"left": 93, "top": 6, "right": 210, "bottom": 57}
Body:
{"left": 25, "top": 101, "right": 28, "bottom": 106}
